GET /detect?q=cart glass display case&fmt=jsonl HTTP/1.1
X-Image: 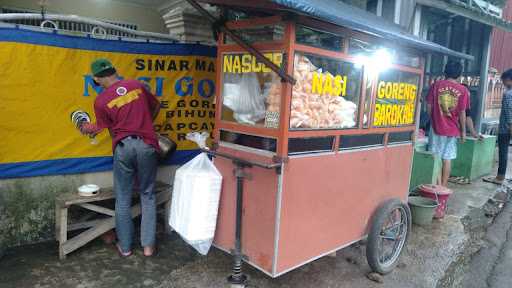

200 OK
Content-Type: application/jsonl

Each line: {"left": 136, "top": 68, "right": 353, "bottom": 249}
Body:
{"left": 221, "top": 52, "right": 283, "bottom": 129}
{"left": 290, "top": 53, "right": 362, "bottom": 130}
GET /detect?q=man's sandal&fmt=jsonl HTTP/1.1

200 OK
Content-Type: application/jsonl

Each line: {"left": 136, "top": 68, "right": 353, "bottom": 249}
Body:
{"left": 449, "top": 176, "right": 471, "bottom": 185}
{"left": 115, "top": 243, "right": 133, "bottom": 257}
{"left": 143, "top": 246, "right": 157, "bottom": 257}
{"left": 483, "top": 177, "right": 504, "bottom": 185}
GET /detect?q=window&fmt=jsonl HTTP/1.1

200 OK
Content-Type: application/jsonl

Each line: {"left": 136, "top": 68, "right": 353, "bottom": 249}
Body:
{"left": 373, "top": 70, "right": 420, "bottom": 127}
{"left": 221, "top": 52, "right": 283, "bottom": 129}
{"left": 220, "top": 130, "right": 277, "bottom": 152}
{"left": 348, "top": 38, "right": 380, "bottom": 56}
{"left": 340, "top": 134, "right": 384, "bottom": 150}
{"left": 288, "top": 137, "right": 335, "bottom": 155}
{"left": 290, "top": 52, "right": 362, "bottom": 130}
{"left": 224, "top": 23, "right": 285, "bottom": 44}
{"left": 367, "top": 0, "right": 379, "bottom": 15}
{"left": 295, "top": 25, "right": 344, "bottom": 51}
{"left": 388, "top": 131, "right": 413, "bottom": 144}
{"left": 381, "top": 0, "right": 396, "bottom": 22}
{"left": 394, "top": 52, "right": 421, "bottom": 68}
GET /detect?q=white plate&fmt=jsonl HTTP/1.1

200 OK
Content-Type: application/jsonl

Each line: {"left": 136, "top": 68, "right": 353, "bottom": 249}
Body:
{"left": 78, "top": 184, "right": 100, "bottom": 197}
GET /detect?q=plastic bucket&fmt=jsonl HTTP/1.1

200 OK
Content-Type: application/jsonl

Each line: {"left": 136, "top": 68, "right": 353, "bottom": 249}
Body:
{"left": 408, "top": 196, "right": 439, "bottom": 226}
{"left": 418, "top": 184, "right": 453, "bottom": 219}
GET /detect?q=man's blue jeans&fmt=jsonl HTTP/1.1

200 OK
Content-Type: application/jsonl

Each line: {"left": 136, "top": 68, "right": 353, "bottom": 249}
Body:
{"left": 113, "top": 137, "right": 158, "bottom": 253}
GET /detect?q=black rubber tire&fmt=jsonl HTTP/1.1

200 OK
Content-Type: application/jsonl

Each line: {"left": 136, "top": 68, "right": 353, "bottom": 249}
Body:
{"left": 366, "top": 198, "right": 411, "bottom": 275}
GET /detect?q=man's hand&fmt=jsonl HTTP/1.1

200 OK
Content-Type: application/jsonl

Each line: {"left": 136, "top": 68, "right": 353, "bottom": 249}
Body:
{"left": 79, "top": 122, "right": 101, "bottom": 136}
{"left": 460, "top": 134, "right": 466, "bottom": 144}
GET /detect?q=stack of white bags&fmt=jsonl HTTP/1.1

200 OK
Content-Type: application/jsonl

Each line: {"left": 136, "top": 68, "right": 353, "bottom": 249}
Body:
{"left": 169, "top": 132, "right": 223, "bottom": 255}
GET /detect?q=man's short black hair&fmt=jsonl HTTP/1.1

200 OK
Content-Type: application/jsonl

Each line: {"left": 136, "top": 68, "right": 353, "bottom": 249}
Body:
{"left": 94, "top": 67, "right": 116, "bottom": 78}
{"left": 501, "top": 69, "right": 512, "bottom": 82}
{"left": 444, "top": 60, "right": 463, "bottom": 79}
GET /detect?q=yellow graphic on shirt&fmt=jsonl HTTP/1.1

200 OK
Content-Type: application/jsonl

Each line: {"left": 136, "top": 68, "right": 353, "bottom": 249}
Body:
{"left": 107, "top": 89, "right": 141, "bottom": 109}
{"left": 438, "top": 87, "right": 460, "bottom": 116}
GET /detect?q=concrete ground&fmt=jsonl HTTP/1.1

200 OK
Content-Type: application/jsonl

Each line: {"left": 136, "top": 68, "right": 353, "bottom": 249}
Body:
{"left": 461, "top": 191, "right": 512, "bottom": 288}
{"left": 0, "top": 161, "right": 509, "bottom": 288}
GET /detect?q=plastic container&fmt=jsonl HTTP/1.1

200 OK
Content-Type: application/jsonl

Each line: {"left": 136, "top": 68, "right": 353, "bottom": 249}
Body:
{"left": 418, "top": 184, "right": 453, "bottom": 219}
{"left": 408, "top": 196, "right": 439, "bottom": 225}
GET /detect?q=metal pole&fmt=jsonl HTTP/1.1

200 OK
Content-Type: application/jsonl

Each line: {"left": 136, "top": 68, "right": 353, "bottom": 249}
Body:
{"left": 228, "top": 164, "right": 248, "bottom": 286}
{"left": 476, "top": 25, "right": 492, "bottom": 133}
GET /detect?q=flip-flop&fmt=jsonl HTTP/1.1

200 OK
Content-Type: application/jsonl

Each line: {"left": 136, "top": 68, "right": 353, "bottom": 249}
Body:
{"left": 483, "top": 177, "right": 504, "bottom": 185}
{"left": 143, "top": 246, "right": 157, "bottom": 257}
{"left": 115, "top": 243, "right": 133, "bottom": 257}
{"left": 449, "top": 176, "right": 471, "bottom": 185}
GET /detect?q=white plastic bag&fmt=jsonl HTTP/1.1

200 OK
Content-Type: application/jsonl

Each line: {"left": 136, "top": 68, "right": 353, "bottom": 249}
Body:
{"left": 169, "top": 132, "right": 222, "bottom": 255}
{"left": 222, "top": 73, "right": 266, "bottom": 125}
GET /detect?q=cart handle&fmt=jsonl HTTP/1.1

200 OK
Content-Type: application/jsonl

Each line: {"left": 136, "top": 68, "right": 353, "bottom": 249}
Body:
{"left": 200, "top": 148, "right": 282, "bottom": 170}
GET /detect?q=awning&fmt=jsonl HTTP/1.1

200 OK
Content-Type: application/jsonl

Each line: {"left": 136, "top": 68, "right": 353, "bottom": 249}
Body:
{"left": 269, "top": 0, "right": 474, "bottom": 61}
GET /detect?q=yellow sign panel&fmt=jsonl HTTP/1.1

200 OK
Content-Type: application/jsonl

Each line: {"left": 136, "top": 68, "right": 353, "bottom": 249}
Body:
{"left": 311, "top": 72, "right": 348, "bottom": 97}
{"left": 373, "top": 81, "right": 418, "bottom": 127}
{"left": 223, "top": 52, "right": 282, "bottom": 73}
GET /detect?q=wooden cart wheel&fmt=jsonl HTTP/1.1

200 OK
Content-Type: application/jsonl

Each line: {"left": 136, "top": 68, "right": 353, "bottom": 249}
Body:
{"left": 366, "top": 198, "right": 411, "bottom": 275}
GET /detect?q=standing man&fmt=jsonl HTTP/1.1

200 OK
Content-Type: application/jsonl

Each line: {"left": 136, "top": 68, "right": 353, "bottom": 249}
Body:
{"left": 484, "top": 69, "right": 512, "bottom": 185}
{"left": 427, "top": 61, "right": 470, "bottom": 187}
{"left": 80, "top": 59, "right": 160, "bottom": 257}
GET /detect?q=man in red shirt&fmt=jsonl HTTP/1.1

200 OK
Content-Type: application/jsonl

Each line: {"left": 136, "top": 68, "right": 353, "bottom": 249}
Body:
{"left": 427, "top": 61, "right": 469, "bottom": 187}
{"left": 80, "top": 59, "right": 160, "bottom": 257}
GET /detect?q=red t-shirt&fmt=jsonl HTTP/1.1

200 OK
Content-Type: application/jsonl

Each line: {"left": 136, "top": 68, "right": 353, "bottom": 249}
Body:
{"left": 93, "top": 79, "right": 159, "bottom": 151}
{"left": 426, "top": 80, "right": 470, "bottom": 137}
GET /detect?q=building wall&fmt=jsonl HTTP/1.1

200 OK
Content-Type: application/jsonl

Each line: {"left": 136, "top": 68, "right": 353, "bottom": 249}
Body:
{"left": 0, "top": 0, "right": 167, "bottom": 33}
{"left": 490, "top": 0, "right": 512, "bottom": 73}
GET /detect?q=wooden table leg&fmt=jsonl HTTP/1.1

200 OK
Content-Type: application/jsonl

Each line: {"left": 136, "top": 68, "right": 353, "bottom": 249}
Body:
{"left": 58, "top": 206, "right": 68, "bottom": 260}
{"left": 55, "top": 204, "right": 60, "bottom": 241}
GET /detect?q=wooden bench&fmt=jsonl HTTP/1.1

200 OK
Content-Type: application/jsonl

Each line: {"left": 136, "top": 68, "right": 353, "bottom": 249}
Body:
{"left": 55, "top": 181, "right": 171, "bottom": 259}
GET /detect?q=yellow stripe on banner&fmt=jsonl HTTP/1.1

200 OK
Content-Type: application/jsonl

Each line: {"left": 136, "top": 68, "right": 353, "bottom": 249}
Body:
{"left": 0, "top": 42, "right": 216, "bottom": 164}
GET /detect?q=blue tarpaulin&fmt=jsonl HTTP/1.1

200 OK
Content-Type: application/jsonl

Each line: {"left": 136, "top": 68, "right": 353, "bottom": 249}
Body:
{"left": 268, "top": 0, "right": 473, "bottom": 60}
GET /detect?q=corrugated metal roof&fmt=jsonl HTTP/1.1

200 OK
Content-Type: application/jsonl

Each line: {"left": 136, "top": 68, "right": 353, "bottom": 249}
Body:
{"left": 490, "top": 0, "right": 512, "bottom": 73}
{"left": 269, "top": 0, "right": 474, "bottom": 60}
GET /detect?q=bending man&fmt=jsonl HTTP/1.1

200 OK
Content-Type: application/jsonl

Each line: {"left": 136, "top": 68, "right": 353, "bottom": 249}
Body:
{"left": 80, "top": 59, "right": 160, "bottom": 257}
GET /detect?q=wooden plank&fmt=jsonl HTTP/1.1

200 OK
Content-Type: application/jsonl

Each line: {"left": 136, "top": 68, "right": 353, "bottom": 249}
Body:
{"left": 61, "top": 218, "right": 116, "bottom": 255}
{"left": 59, "top": 190, "right": 115, "bottom": 207}
{"left": 55, "top": 203, "right": 60, "bottom": 241}
{"left": 61, "top": 190, "right": 171, "bottom": 256}
{"left": 58, "top": 207, "right": 68, "bottom": 260}
{"left": 76, "top": 213, "right": 95, "bottom": 223}
{"left": 77, "top": 203, "right": 115, "bottom": 216}
{"left": 57, "top": 182, "right": 171, "bottom": 206}
{"left": 68, "top": 220, "right": 104, "bottom": 231}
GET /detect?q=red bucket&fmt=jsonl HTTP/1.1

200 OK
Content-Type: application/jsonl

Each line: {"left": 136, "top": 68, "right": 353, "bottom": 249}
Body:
{"left": 418, "top": 184, "right": 452, "bottom": 219}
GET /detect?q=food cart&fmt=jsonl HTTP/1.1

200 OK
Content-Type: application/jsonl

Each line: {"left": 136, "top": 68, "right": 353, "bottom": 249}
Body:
{"left": 187, "top": 0, "right": 473, "bottom": 284}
